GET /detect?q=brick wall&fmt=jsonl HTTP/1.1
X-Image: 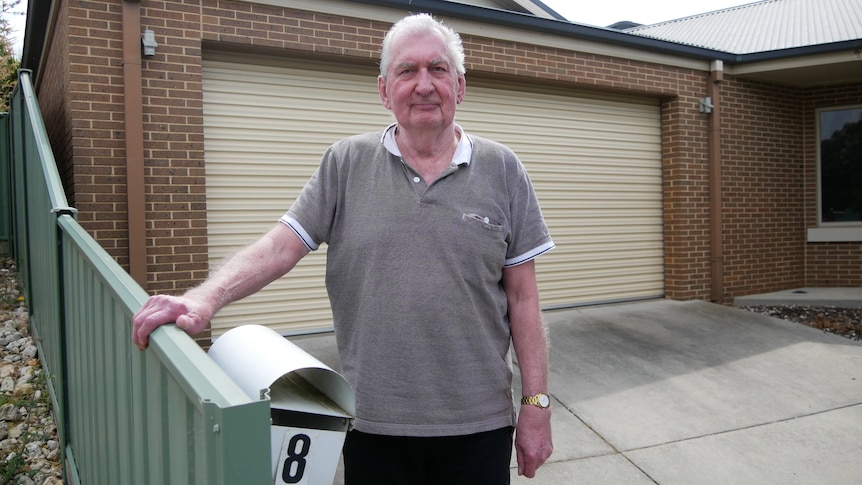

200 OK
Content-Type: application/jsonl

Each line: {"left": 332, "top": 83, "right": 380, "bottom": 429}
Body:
{"left": 139, "top": 1, "right": 209, "bottom": 295}
{"left": 59, "top": 1, "right": 130, "bottom": 267}
{"left": 720, "top": 78, "right": 806, "bottom": 297}
{"left": 35, "top": 0, "right": 858, "bottom": 314}
{"left": 37, "top": 0, "right": 72, "bottom": 202}
{"left": 661, "top": 79, "right": 713, "bottom": 301}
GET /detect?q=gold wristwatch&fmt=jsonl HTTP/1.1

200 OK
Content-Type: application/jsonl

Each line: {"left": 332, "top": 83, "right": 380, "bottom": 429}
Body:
{"left": 521, "top": 392, "right": 551, "bottom": 409}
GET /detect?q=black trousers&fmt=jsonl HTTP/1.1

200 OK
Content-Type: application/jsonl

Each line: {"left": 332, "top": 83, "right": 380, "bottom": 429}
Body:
{"left": 342, "top": 427, "right": 514, "bottom": 485}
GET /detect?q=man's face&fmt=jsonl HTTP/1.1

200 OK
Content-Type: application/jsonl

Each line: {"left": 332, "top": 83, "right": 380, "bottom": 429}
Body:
{"left": 378, "top": 32, "right": 466, "bottom": 133}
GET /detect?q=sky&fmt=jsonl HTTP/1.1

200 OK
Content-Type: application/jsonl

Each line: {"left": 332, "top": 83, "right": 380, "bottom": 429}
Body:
{"left": 8, "top": 0, "right": 26, "bottom": 56}
{"left": 6, "top": 0, "right": 756, "bottom": 56}
{"left": 539, "top": 0, "right": 754, "bottom": 28}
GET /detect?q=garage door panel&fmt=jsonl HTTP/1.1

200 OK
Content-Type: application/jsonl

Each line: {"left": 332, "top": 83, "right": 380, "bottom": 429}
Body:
{"left": 203, "top": 59, "right": 663, "bottom": 336}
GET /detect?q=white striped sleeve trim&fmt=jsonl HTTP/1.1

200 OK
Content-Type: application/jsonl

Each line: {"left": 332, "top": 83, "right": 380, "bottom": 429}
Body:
{"left": 279, "top": 215, "right": 320, "bottom": 251}
{"left": 504, "top": 241, "right": 555, "bottom": 267}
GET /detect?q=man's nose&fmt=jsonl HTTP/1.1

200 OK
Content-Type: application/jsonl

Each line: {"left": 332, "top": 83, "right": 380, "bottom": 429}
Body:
{"left": 414, "top": 69, "right": 434, "bottom": 94}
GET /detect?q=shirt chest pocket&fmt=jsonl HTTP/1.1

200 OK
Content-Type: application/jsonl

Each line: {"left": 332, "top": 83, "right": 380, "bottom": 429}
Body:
{"left": 462, "top": 212, "right": 507, "bottom": 233}
{"left": 456, "top": 212, "right": 509, "bottom": 268}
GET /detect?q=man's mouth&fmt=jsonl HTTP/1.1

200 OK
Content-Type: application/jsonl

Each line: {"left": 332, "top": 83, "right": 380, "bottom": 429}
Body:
{"left": 411, "top": 101, "right": 439, "bottom": 109}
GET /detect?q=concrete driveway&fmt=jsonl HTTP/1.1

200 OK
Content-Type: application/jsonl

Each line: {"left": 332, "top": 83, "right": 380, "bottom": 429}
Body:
{"left": 511, "top": 299, "right": 862, "bottom": 484}
{"left": 294, "top": 298, "right": 862, "bottom": 484}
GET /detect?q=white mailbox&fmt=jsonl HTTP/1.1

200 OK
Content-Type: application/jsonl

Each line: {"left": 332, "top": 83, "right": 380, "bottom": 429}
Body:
{"left": 208, "top": 325, "right": 355, "bottom": 485}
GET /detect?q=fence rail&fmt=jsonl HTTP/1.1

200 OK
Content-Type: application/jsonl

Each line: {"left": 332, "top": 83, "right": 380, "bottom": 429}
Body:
{"left": 3, "top": 70, "right": 271, "bottom": 485}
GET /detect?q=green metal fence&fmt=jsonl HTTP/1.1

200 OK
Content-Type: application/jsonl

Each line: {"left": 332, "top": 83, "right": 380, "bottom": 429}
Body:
{"left": 3, "top": 70, "right": 271, "bottom": 485}
{"left": 0, "top": 112, "right": 10, "bottom": 245}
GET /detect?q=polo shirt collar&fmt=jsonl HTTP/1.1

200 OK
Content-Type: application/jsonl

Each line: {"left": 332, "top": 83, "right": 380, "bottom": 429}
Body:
{"left": 381, "top": 123, "right": 473, "bottom": 166}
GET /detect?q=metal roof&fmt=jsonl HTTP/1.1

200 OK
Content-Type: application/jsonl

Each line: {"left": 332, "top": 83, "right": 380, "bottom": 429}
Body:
{"left": 626, "top": 0, "right": 862, "bottom": 54}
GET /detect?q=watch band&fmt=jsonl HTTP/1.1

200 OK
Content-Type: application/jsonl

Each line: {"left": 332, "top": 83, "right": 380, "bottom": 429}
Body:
{"left": 521, "top": 392, "right": 551, "bottom": 409}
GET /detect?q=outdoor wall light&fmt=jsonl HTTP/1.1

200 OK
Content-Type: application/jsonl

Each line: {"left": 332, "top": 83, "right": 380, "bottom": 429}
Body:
{"left": 141, "top": 30, "right": 158, "bottom": 57}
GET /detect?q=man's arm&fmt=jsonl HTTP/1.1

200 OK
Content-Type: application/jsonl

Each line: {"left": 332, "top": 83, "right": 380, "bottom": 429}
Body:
{"left": 132, "top": 222, "right": 310, "bottom": 349}
{"left": 503, "top": 259, "right": 553, "bottom": 478}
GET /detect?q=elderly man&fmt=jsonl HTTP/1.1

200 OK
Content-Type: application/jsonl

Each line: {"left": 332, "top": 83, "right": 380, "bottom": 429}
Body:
{"left": 134, "top": 13, "right": 553, "bottom": 483}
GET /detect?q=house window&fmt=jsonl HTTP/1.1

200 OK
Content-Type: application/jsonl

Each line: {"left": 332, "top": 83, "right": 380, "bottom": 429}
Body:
{"left": 818, "top": 106, "right": 862, "bottom": 224}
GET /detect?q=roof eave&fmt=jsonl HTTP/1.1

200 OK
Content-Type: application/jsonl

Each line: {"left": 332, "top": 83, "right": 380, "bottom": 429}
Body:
{"left": 352, "top": 0, "right": 736, "bottom": 62}
{"left": 21, "top": 0, "right": 52, "bottom": 76}
{"left": 733, "top": 38, "right": 862, "bottom": 63}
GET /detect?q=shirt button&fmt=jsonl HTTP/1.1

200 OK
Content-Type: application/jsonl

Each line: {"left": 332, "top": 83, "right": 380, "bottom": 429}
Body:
{"left": 413, "top": 176, "right": 421, "bottom": 183}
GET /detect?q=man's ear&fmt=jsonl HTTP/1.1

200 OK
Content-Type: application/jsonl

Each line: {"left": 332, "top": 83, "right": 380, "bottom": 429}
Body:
{"left": 378, "top": 75, "right": 391, "bottom": 110}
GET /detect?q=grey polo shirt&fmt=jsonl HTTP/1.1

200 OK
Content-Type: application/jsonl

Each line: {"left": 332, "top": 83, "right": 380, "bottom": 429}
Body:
{"left": 280, "top": 123, "right": 554, "bottom": 437}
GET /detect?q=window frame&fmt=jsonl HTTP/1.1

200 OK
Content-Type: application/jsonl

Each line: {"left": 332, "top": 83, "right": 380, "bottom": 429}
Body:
{"left": 808, "top": 104, "right": 862, "bottom": 242}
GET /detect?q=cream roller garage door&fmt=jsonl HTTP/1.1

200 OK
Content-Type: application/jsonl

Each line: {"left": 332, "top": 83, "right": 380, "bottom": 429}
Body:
{"left": 202, "top": 58, "right": 663, "bottom": 337}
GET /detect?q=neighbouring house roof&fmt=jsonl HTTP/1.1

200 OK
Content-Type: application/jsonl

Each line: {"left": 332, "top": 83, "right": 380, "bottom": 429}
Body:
{"left": 626, "top": 0, "right": 862, "bottom": 54}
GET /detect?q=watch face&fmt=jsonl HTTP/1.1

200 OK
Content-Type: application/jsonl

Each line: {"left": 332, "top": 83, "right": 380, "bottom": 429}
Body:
{"left": 539, "top": 394, "right": 550, "bottom": 407}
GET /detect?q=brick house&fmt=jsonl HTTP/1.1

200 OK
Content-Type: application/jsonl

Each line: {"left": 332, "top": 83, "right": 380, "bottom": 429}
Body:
{"left": 21, "top": 0, "right": 862, "bottom": 340}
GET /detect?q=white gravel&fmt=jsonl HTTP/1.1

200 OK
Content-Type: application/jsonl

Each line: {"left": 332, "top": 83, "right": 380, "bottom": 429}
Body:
{"left": 738, "top": 304, "right": 862, "bottom": 341}
{"left": 1, "top": 259, "right": 63, "bottom": 485}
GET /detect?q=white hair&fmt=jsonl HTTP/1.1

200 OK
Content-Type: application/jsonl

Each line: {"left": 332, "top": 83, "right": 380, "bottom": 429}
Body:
{"left": 379, "top": 13, "right": 466, "bottom": 78}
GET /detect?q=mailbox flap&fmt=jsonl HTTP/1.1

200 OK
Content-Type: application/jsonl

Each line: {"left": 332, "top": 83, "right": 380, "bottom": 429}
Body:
{"left": 208, "top": 324, "right": 355, "bottom": 417}
{"left": 269, "top": 370, "right": 352, "bottom": 418}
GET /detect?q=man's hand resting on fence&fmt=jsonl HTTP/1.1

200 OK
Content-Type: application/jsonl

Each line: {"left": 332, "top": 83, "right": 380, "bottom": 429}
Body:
{"left": 132, "top": 293, "right": 215, "bottom": 350}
